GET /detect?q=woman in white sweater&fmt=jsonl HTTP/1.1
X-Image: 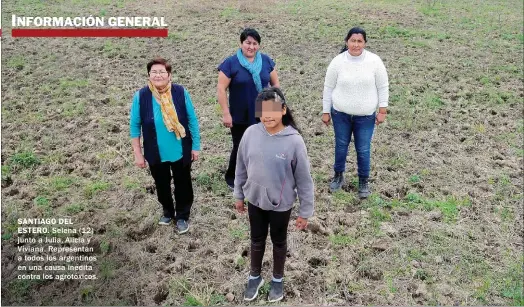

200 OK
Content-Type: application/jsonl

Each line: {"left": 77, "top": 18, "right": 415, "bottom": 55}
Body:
{"left": 321, "top": 27, "right": 389, "bottom": 197}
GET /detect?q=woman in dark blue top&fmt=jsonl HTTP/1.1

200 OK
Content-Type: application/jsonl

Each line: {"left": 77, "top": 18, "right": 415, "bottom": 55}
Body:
{"left": 217, "top": 28, "right": 280, "bottom": 190}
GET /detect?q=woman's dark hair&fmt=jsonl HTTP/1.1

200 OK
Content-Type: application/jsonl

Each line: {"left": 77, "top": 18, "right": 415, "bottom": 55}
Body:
{"left": 147, "top": 57, "right": 172, "bottom": 74}
{"left": 255, "top": 87, "right": 300, "bottom": 133}
{"left": 240, "top": 28, "right": 261, "bottom": 44}
{"left": 340, "top": 27, "right": 367, "bottom": 53}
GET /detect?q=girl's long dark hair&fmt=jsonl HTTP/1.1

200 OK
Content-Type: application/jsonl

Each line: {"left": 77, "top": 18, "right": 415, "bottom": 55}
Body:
{"left": 255, "top": 87, "right": 300, "bottom": 133}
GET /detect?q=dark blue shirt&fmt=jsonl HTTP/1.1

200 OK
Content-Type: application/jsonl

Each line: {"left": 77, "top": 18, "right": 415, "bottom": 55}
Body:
{"left": 218, "top": 53, "right": 275, "bottom": 125}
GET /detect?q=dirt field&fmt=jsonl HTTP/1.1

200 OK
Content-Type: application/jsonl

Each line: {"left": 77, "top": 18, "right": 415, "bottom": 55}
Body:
{"left": 1, "top": 0, "right": 523, "bottom": 305}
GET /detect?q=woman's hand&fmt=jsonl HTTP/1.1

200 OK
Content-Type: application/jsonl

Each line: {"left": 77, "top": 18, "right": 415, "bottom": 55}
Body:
{"left": 375, "top": 113, "right": 386, "bottom": 125}
{"left": 321, "top": 113, "right": 331, "bottom": 126}
{"left": 134, "top": 154, "right": 147, "bottom": 168}
{"left": 217, "top": 71, "right": 232, "bottom": 127}
{"left": 235, "top": 199, "right": 246, "bottom": 213}
{"left": 295, "top": 217, "right": 308, "bottom": 230}
{"left": 223, "top": 113, "right": 233, "bottom": 128}
{"left": 191, "top": 150, "right": 200, "bottom": 161}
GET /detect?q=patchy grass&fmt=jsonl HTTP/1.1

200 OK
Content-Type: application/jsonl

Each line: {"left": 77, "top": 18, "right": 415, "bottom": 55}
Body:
{"left": 1, "top": 0, "right": 522, "bottom": 305}
{"left": 408, "top": 174, "right": 421, "bottom": 184}
{"left": 99, "top": 260, "right": 116, "bottom": 280}
{"left": 9, "top": 150, "right": 40, "bottom": 170}
{"left": 229, "top": 224, "right": 248, "bottom": 240}
{"left": 369, "top": 207, "right": 392, "bottom": 228}
{"left": 220, "top": 7, "right": 240, "bottom": 19}
{"left": 84, "top": 180, "right": 111, "bottom": 199}
{"left": 329, "top": 234, "right": 356, "bottom": 246}
{"left": 332, "top": 190, "right": 356, "bottom": 207}
{"left": 5, "top": 280, "right": 32, "bottom": 303}
{"left": 59, "top": 78, "right": 89, "bottom": 90}
{"left": 183, "top": 294, "right": 203, "bottom": 306}
{"left": 49, "top": 176, "right": 76, "bottom": 191}
{"left": 6, "top": 55, "right": 26, "bottom": 70}
{"left": 63, "top": 203, "right": 84, "bottom": 215}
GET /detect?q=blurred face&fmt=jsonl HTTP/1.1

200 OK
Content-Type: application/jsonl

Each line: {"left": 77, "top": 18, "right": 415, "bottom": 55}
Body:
{"left": 149, "top": 64, "right": 171, "bottom": 89}
{"left": 240, "top": 36, "right": 260, "bottom": 59}
{"left": 258, "top": 100, "right": 286, "bottom": 132}
{"left": 346, "top": 33, "right": 366, "bottom": 56}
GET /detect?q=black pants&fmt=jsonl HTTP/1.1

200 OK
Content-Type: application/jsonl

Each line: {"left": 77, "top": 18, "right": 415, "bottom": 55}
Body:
{"left": 225, "top": 124, "right": 250, "bottom": 186}
{"left": 248, "top": 203, "right": 292, "bottom": 279}
{"left": 149, "top": 159, "right": 193, "bottom": 221}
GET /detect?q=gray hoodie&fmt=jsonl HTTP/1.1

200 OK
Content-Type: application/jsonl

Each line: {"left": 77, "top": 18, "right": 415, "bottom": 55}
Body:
{"left": 234, "top": 123, "right": 315, "bottom": 218}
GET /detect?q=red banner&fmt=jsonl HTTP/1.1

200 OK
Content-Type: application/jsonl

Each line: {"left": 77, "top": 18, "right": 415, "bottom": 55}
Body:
{"left": 11, "top": 28, "right": 168, "bottom": 37}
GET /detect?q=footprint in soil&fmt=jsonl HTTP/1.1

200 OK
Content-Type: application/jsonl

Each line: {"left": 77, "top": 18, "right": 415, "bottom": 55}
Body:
{"left": 307, "top": 218, "right": 331, "bottom": 236}
{"left": 358, "top": 267, "right": 383, "bottom": 280}
{"left": 383, "top": 190, "right": 393, "bottom": 198}
{"left": 396, "top": 186, "right": 408, "bottom": 198}
{"left": 165, "top": 253, "right": 176, "bottom": 261}
{"left": 344, "top": 205, "right": 359, "bottom": 213}
{"left": 187, "top": 239, "right": 201, "bottom": 252}
{"left": 126, "top": 222, "right": 155, "bottom": 241}
{"left": 146, "top": 244, "right": 157, "bottom": 253}
{"left": 5, "top": 188, "right": 19, "bottom": 196}
{"left": 2, "top": 176, "right": 13, "bottom": 188}
{"left": 153, "top": 285, "right": 168, "bottom": 305}
{"left": 308, "top": 257, "right": 328, "bottom": 268}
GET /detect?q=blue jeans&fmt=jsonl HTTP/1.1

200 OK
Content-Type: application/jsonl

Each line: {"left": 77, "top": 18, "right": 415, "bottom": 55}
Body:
{"left": 331, "top": 107, "right": 375, "bottom": 178}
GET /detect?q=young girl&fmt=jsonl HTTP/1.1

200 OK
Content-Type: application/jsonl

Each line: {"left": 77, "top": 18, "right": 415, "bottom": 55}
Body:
{"left": 233, "top": 87, "right": 315, "bottom": 302}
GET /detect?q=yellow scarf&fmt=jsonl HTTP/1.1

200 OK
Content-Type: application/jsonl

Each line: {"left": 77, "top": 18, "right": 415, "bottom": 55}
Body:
{"left": 148, "top": 81, "right": 186, "bottom": 140}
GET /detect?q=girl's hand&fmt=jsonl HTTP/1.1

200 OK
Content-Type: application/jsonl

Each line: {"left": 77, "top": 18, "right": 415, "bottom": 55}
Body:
{"left": 235, "top": 199, "right": 246, "bottom": 213}
{"left": 295, "top": 217, "right": 308, "bottom": 230}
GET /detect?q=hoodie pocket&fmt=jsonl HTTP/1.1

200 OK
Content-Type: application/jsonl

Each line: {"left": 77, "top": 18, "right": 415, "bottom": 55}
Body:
{"left": 243, "top": 180, "right": 278, "bottom": 208}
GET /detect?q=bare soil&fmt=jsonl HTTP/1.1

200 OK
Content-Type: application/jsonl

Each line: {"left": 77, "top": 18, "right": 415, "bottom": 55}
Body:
{"left": 1, "top": 0, "right": 523, "bottom": 305}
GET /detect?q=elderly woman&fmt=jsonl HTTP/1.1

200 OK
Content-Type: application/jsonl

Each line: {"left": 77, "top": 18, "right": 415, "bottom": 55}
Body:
{"left": 217, "top": 28, "right": 280, "bottom": 190}
{"left": 321, "top": 27, "right": 389, "bottom": 198}
{"left": 130, "top": 57, "right": 201, "bottom": 233}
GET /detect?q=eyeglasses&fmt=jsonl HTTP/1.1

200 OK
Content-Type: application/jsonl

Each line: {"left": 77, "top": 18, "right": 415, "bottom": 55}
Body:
{"left": 150, "top": 71, "right": 168, "bottom": 76}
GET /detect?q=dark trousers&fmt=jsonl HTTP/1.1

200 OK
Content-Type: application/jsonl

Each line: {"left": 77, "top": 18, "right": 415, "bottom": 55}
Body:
{"left": 248, "top": 203, "right": 292, "bottom": 279}
{"left": 149, "top": 159, "right": 193, "bottom": 221}
{"left": 225, "top": 124, "right": 250, "bottom": 186}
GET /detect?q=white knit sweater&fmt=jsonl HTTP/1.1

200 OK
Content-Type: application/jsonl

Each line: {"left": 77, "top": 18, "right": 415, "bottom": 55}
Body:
{"left": 323, "top": 49, "right": 389, "bottom": 115}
